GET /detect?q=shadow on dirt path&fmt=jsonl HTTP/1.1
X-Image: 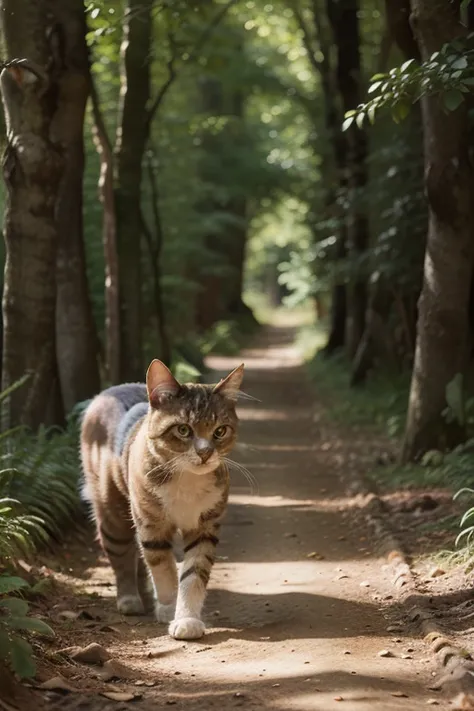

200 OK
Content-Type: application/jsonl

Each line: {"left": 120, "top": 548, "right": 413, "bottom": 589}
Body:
{"left": 35, "top": 324, "right": 447, "bottom": 711}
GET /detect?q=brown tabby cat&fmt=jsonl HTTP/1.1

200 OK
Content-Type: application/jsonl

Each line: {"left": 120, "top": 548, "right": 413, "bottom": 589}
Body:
{"left": 80, "top": 359, "right": 244, "bottom": 640}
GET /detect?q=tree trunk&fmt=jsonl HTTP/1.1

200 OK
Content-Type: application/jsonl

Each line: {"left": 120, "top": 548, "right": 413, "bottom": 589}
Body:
{"left": 54, "top": 1, "right": 101, "bottom": 412}
{"left": 300, "top": 2, "right": 348, "bottom": 356}
{"left": 384, "top": 0, "right": 420, "bottom": 61}
{"left": 114, "top": 0, "right": 152, "bottom": 382}
{"left": 0, "top": 1, "right": 64, "bottom": 429}
{"left": 351, "top": 0, "right": 423, "bottom": 384}
{"left": 195, "top": 79, "right": 249, "bottom": 333}
{"left": 327, "top": 0, "right": 369, "bottom": 359}
{"left": 91, "top": 80, "right": 120, "bottom": 385}
{"left": 402, "top": 0, "right": 474, "bottom": 461}
{"left": 143, "top": 149, "right": 171, "bottom": 365}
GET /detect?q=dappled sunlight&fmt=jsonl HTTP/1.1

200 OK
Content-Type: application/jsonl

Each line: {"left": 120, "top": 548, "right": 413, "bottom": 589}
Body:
{"left": 238, "top": 407, "right": 290, "bottom": 421}
{"left": 228, "top": 492, "right": 351, "bottom": 512}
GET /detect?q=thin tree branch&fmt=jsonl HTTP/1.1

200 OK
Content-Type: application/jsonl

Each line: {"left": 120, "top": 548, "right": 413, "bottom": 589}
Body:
{"left": 289, "top": 1, "right": 323, "bottom": 78}
{"left": 146, "top": 0, "right": 239, "bottom": 128}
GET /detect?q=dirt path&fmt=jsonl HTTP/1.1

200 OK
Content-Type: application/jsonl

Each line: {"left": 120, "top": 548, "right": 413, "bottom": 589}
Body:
{"left": 38, "top": 326, "right": 448, "bottom": 710}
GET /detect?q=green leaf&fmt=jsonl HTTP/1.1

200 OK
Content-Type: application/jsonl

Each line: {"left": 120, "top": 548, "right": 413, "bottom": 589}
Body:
{"left": 342, "top": 116, "right": 354, "bottom": 132}
{"left": 0, "top": 629, "right": 12, "bottom": 661}
{"left": 7, "top": 616, "right": 54, "bottom": 637}
{"left": 0, "top": 576, "right": 29, "bottom": 595}
{"left": 9, "top": 635, "right": 35, "bottom": 679}
{"left": 368, "top": 103, "right": 377, "bottom": 124}
{"left": 401, "top": 59, "right": 415, "bottom": 73}
{"left": 368, "top": 81, "right": 382, "bottom": 94}
{"left": 452, "top": 56, "right": 468, "bottom": 71}
{"left": 370, "top": 72, "right": 387, "bottom": 82}
{"left": 462, "top": 76, "right": 474, "bottom": 86}
{"left": 355, "top": 112, "right": 365, "bottom": 129}
{"left": 443, "top": 88, "right": 465, "bottom": 112}
{"left": 391, "top": 100, "right": 410, "bottom": 124}
{"left": 0, "top": 598, "right": 29, "bottom": 616}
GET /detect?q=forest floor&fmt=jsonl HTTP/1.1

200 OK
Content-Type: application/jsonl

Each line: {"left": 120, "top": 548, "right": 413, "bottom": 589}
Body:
{"left": 8, "top": 323, "right": 465, "bottom": 711}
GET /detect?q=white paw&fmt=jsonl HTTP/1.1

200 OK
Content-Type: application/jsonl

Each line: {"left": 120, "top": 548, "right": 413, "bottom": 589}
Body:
{"left": 169, "top": 617, "right": 205, "bottom": 640}
{"left": 117, "top": 594, "right": 145, "bottom": 615}
{"left": 155, "top": 602, "right": 175, "bottom": 623}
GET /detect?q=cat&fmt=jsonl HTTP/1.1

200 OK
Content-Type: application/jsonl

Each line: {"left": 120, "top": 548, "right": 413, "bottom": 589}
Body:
{"left": 80, "top": 359, "right": 244, "bottom": 640}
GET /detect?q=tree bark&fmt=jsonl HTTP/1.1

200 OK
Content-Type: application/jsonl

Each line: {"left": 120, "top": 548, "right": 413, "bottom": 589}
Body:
{"left": 54, "top": 0, "right": 101, "bottom": 411}
{"left": 384, "top": 0, "right": 420, "bottom": 61}
{"left": 0, "top": 1, "right": 64, "bottom": 429}
{"left": 143, "top": 149, "right": 171, "bottom": 365}
{"left": 295, "top": 0, "right": 349, "bottom": 356}
{"left": 91, "top": 80, "right": 120, "bottom": 385}
{"left": 327, "top": 0, "right": 369, "bottom": 359}
{"left": 351, "top": 0, "right": 423, "bottom": 384}
{"left": 114, "top": 0, "right": 153, "bottom": 382}
{"left": 402, "top": 0, "right": 474, "bottom": 461}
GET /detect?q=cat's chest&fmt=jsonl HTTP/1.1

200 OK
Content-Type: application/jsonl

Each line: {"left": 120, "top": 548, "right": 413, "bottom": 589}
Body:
{"left": 160, "top": 472, "right": 221, "bottom": 531}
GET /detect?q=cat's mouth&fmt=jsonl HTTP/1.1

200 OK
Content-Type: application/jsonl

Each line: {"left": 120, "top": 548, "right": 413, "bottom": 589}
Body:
{"left": 185, "top": 454, "right": 220, "bottom": 476}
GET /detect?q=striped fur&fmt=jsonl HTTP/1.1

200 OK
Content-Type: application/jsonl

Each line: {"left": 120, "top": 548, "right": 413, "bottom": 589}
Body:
{"left": 80, "top": 360, "right": 244, "bottom": 640}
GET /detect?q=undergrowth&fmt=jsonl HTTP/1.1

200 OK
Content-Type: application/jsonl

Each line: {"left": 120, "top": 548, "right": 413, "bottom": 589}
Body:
{"left": 0, "top": 398, "right": 83, "bottom": 679}
{"left": 301, "top": 324, "right": 474, "bottom": 567}
{"left": 305, "top": 341, "right": 410, "bottom": 439}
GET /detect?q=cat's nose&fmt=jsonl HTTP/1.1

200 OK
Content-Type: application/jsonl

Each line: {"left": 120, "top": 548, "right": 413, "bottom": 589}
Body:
{"left": 195, "top": 438, "right": 213, "bottom": 463}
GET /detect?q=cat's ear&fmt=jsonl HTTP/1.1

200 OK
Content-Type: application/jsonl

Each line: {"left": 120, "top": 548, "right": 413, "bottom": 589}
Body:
{"left": 213, "top": 363, "right": 244, "bottom": 402}
{"left": 146, "top": 359, "right": 181, "bottom": 408}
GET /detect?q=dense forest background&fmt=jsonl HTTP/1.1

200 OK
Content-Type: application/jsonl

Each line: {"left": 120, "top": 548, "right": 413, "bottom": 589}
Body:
{"left": 0, "top": 0, "right": 473, "bottom": 468}
{"left": 2, "top": 0, "right": 469, "bottom": 462}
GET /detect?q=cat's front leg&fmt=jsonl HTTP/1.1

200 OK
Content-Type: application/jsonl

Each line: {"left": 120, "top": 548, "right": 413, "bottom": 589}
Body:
{"left": 134, "top": 518, "right": 179, "bottom": 624}
{"left": 169, "top": 523, "right": 220, "bottom": 640}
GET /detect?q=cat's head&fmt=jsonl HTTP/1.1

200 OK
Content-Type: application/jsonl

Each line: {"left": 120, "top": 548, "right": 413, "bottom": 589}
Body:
{"left": 145, "top": 359, "right": 244, "bottom": 476}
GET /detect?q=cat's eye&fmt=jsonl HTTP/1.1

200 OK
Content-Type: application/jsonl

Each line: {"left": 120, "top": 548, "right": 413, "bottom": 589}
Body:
{"left": 213, "top": 425, "right": 228, "bottom": 440}
{"left": 176, "top": 424, "right": 192, "bottom": 438}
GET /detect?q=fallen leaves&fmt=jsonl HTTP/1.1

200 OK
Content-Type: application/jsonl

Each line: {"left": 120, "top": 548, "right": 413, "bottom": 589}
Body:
{"left": 98, "top": 659, "right": 135, "bottom": 682}
{"left": 61, "top": 642, "right": 111, "bottom": 665}
{"left": 38, "top": 676, "right": 77, "bottom": 692}
{"left": 101, "top": 691, "right": 142, "bottom": 702}
{"left": 429, "top": 567, "right": 446, "bottom": 579}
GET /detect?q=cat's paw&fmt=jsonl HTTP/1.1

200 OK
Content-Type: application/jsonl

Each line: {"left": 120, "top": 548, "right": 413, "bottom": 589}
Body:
{"left": 155, "top": 602, "right": 175, "bottom": 624}
{"left": 117, "top": 594, "right": 145, "bottom": 615}
{"left": 168, "top": 617, "right": 205, "bottom": 640}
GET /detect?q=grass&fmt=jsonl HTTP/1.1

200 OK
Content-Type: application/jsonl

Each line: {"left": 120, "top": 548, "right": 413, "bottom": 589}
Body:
{"left": 299, "top": 323, "right": 410, "bottom": 438}
{"left": 300, "top": 322, "right": 474, "bottom": 564}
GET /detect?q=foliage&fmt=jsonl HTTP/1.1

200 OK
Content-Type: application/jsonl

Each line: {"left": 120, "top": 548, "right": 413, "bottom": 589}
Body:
{"left": 0, "top": 390, "right": 80, "bottom": 680}
{"left": 343, "top": 36, "right": 474, "bottom": 130}
{"left": 0, "top": 574, "right": 54, "bottom": 679}
{"left": 0, "top": 426, "right": 82, "bottom": 552}
{"left": 305, "top": 329, "right": 410, "bottom": 436}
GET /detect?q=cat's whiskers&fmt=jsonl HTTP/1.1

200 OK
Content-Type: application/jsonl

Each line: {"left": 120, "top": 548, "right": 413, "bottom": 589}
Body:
{"left": 145, "top": 453, "right": 182, "bottom": 480}
{"left": 222, "top": 456, "right": 259, "bottom": 495}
